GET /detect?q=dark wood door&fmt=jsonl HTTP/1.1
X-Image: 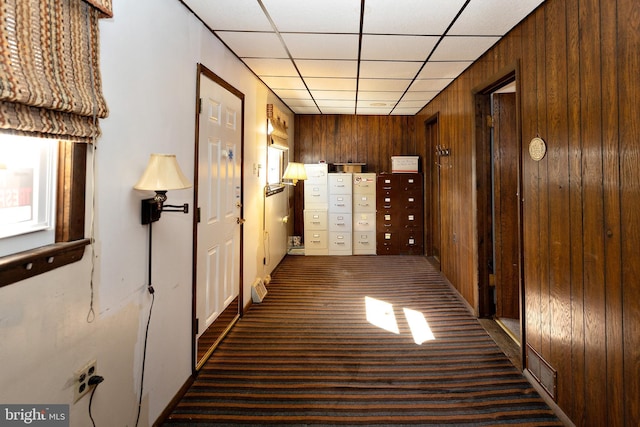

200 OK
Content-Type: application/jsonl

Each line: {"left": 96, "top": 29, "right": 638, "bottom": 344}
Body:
{"left": 492, "top": 93, "right": 520, "bottom": 319}
{"left": 425, "top": 118, "right": 441, "bottom": 263}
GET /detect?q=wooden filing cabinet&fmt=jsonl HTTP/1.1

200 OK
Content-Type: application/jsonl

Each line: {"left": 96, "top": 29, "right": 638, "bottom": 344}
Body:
{"left": 376, "top": 173, "right": 424, "bottom": 255}
{"left": 352, "top": 173, "right": 376, "bottom": 254}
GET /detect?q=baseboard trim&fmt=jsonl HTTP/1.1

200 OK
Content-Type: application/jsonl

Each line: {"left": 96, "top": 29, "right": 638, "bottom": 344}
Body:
{"left": 523, "top": 370, "right": 574, "bottom": 427}
{"left": 152, "top": 374, "right": 195, "bottom": 427}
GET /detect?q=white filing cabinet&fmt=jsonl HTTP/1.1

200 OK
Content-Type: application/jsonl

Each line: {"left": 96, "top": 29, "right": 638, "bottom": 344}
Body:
{"left": 352, "top": 173, "right": 376, "bottom": 254}
{"left": 328, "top": 173, "right": 352, "bottom": 255}
{"left": 304, "top": 164, "right": 328, "bottom": 255}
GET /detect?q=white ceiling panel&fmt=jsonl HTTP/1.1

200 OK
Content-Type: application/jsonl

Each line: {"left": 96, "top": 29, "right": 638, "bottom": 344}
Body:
{"left": 262, "top": 0, "right": 361, "bottom": 33}
{"left": 316, "top": 99, "right": 356, "bottom": 109}
{"left": 358, "top": 79, "right": 412, "bottom": 92}
{"left": 182, "top": 0, "right": 272, "bottom": 31}
{"left": 417, "top": 61, "right": 473, "bottom": 79}
{"left": 402, "top": 91, "right": 439, "bottom": 101}
{"left": 358, "top": 91, "right": 405, "bottom": 101}
{"left": 242, "top": 58, "right": 298, "bottom": 77}
{"left": 361, "top": 35, "right": 439, "bottom": 61}
{"left": 448, "top": 0, "right": 545, "bottom": 36}
{"left": 311, "top": 91, "right": 357, "bottom": 101}
{"left": 260, "top": 76, "right": 307, "bottom": 90}
{"left": 362, "top": 0, "right": 468, "bottom": 35}
{"left": 430, "top": 36, "right": 501, "bottom": 61}
{"left": 291, "top": 106, "right": 322, "bottom": 114}
{"left": 183, "top": 0, "right": 544, "bottom": 115}
{"left": 215, "top": 31, "right": 286, "bottom": 58}
{"left": 359, "top": 61, "right": 422, "bottom": 79}
{"left": 305, "top": 78, "right": 357, "bottom": 91}
{"left": 409, "top": 79, "right": 453, "bottom": 92}
{"left": 295, "top": 60, "right": 358, "bottom": 79}
{"left": 281, "top": 99, "right": 318, "bottom": 108}
{"left": 282, "top": 34, "right": 360, "bottom": 60}
{"left": 272, "top": 89, "right": 313, "bottom": 99}
{"left": 321, "top": 107, "right": 359, "bottom": 114}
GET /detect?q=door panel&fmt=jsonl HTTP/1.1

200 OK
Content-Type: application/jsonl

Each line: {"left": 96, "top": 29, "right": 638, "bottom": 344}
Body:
{"left": 195, "top": 69, "right": 243, "bottom": 369}
{"left": 493, "top": 92, "right": 520, "bottom": 320}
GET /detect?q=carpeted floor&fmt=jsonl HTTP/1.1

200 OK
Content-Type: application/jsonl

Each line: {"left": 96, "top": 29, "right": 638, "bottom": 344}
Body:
{"left": 163, "top": 255, "right": 561, "bottom": 426}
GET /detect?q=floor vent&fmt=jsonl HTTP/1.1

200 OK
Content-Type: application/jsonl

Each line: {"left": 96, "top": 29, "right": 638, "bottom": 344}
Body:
{"left": 251, "top": 278, "right": 268, "bottom": 303}
{"left": 526, "top": 344, "right": 557, "bottom": 401}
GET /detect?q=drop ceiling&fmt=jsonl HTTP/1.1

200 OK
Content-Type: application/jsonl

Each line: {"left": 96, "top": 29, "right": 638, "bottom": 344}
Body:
{"left": 181, "top": 0, "right": 544, "bottom": 115}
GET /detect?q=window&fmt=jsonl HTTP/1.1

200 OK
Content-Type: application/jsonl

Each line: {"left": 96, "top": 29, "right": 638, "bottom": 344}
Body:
{"left": 0, "top": 136, "right": 88, "bottom": 288}
{"left": 0, "top": 135, "right": 58, "bottom": 257}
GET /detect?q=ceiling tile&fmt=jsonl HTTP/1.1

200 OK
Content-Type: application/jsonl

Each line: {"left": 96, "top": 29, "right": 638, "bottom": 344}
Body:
{"left": 361, "top": 35, "right": 439, "bottom": 61}
{"left": 359, "top": 61, "right": 422, "bottom": 79}
{"left": 281, "top": 98, "right": 318, "bottom": 108}
{"left": 311, "top": 91, "right": 357, "bottom": 100}
{"left": 295, "top": 60, "right": 358, "bottom": 78}
{"left": 320, "top": 107, "right": 358, "bottom": 114}
{"left": 402, "top": 91, "right": 438, "bottom": 102}
{"left": 243, "top": 58, "right": 298, "bottom": 77}
{"left": 215, "top": 31, "right": 287, "bottom": 58}
{"left": 417, "top": 61, "right": 473, "bottom": 79}
{"left": 358, "top": 79, "right": 411, "bottom": 92}
{"left": 358, "top": 91, "right": 405, "bottom": 101}
{"left": 282, "top": 34, "right": 359, "bottom": 60}
{"left": 291, "top": 106, "right": 322, "bottom": 114}
{"left": 448, "top": 0, "right": 545, "bottom": 36}
{"left": 429, "top": 36, "right": 500, "bottom": 61}
{"left": 409, "top": 78, "right": 453, "bottom": 91}
{"left": 272, "top": 89, "right": 312, "bottom": 99}
{"left": 262, "top": 0, "right": 361, "bottom": 33}
{"left": 182, "top": 0, "right": 273, "bottom": 31}
{"left": 316, "top": 99, "right": 356, "bottom": 109}
{"left": 304, "top": 78, "right": 357, "bottom": 91}
{"left": 362, "top": 0, "right": 468, "bottom": 35}
{"left": 260, "top": 76, "right": 307, "bottom": 90}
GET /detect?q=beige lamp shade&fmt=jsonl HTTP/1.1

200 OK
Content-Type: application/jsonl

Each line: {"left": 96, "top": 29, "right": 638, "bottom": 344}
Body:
{"left": 282, "top": 162, "right": 307, "bottom": 185}
{"left": 134, "top": 154, "right": 192, "bottom": 191}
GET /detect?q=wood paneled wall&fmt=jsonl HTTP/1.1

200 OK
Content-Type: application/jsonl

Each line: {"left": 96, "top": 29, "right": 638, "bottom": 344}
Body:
{"left": 413, "top": 0, "right": 639, "bottom": 425}
{"left": 293, "top": 0, "right": 638, "bottom": 424}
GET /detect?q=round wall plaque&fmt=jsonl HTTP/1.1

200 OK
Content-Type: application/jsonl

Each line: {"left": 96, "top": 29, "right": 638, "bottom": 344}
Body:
{"left": 529, "top": 137, "right": 547, "bottom": 161}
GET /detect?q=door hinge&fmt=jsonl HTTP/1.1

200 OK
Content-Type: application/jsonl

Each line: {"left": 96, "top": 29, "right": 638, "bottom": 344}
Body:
{"left": 197, "top": 207, "right": 201, "bottom": 223}
{"left": 197, "top": 98, "right": 202, "bottom": 115}
{"left": 194, "top": 318, "right": 199, "bottom": 335}
{"left": 486, "top": 115, "right": 494, "bottom": 128}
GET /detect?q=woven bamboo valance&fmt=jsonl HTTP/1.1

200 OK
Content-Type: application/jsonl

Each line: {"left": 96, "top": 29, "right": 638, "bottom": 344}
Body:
{"left": 0, "top": 0, "right": 110, "bottom": 142}
{"left": 84, "top": 0, "right": 112, "bottom": 18}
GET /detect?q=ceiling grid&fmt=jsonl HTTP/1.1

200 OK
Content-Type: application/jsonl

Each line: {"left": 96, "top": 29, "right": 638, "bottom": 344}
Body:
{"left": 182, "top": 0, "right": 545, "bottom": 115}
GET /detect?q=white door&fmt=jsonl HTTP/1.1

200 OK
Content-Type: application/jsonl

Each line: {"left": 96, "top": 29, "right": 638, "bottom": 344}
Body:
{"left": 195, "top": 72, "right": 242, "bottom": 348}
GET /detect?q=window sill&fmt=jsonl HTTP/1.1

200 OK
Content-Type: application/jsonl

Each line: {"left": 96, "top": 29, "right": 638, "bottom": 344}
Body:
{"left": 0, "top": 239, "right": 91, "bottom": 288}
{"left": 265, "top": 184, "right": 285, "bottom": 197}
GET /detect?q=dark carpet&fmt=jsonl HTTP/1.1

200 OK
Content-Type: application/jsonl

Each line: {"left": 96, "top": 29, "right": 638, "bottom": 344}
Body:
{"left": 164, "top": 255, "right": 561, "bottom": 426}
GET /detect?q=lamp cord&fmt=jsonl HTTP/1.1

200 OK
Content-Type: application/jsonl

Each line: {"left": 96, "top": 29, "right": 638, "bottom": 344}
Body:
{"left": 135, "top": 222, "right": 155, "bottom": 427}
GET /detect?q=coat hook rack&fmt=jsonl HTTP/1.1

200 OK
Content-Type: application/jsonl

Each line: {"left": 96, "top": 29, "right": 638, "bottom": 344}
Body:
{"left": 435, "top": 145, "right": 452, "bottom": 168}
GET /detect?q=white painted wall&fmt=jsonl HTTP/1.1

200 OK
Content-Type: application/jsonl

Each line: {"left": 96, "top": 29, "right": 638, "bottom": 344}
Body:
{"left": 0, "top": 0, "right": 293, "bottom": 425}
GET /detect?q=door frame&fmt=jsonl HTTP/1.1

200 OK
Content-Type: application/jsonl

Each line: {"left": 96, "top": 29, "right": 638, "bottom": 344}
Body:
{"left": 473, "top": 62, "right": 526, "bottom": 364}
{"left": 191, "top": 63, "right": 245, "bottom": 372}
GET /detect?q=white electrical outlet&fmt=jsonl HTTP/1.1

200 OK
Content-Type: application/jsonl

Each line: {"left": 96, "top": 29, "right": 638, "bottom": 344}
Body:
{"left": 74, "top": 359, "right": 97, "bottom": 402}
